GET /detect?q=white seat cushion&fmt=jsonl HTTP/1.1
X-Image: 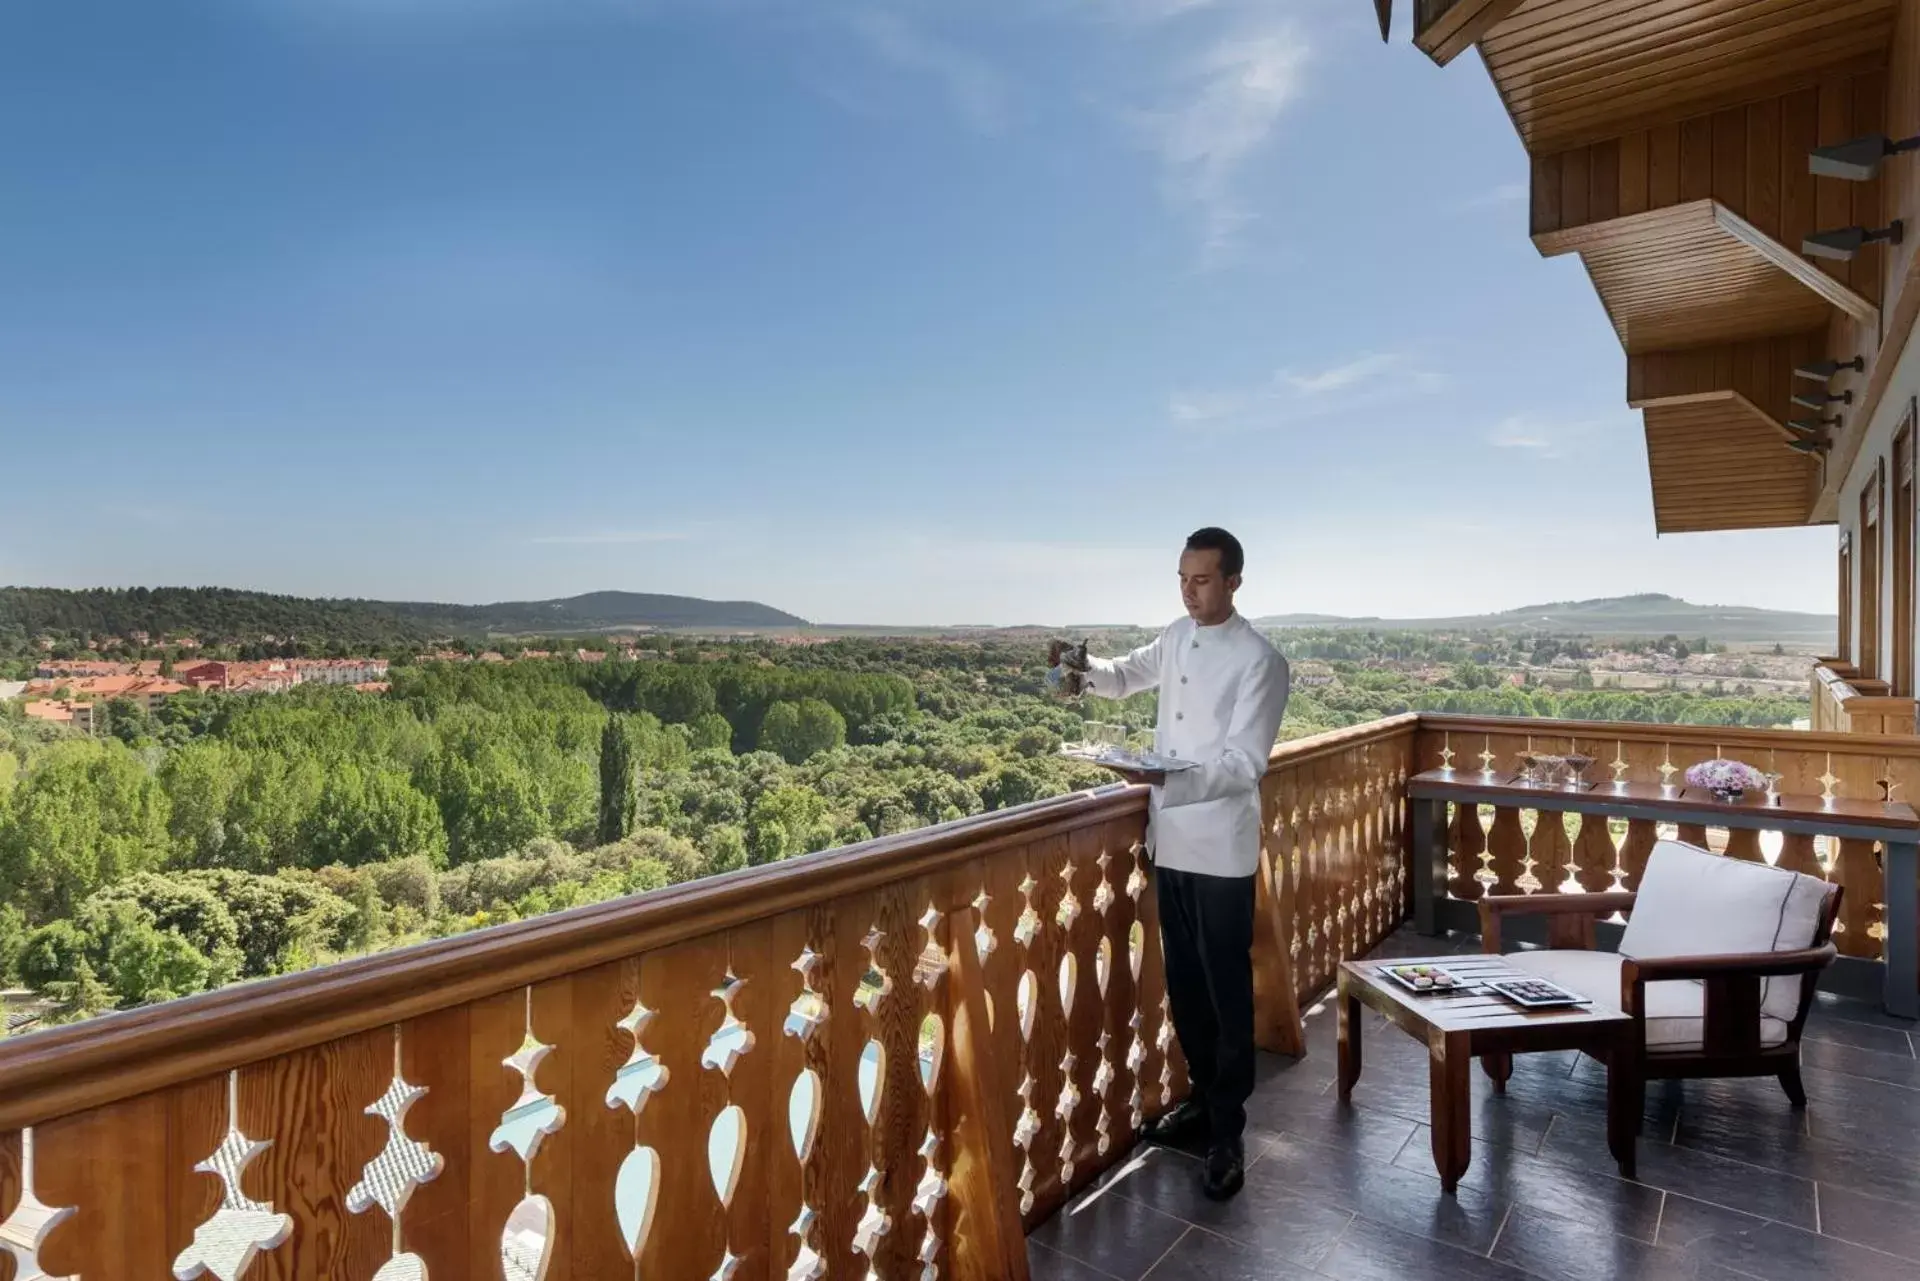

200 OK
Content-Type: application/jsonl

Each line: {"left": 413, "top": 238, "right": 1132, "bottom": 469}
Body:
{"left": 1507, "top": 949, "right": 1789, "bottom": 1053}
{"left": 1617, "top": 839, "right": 1830, "bottom": 1026}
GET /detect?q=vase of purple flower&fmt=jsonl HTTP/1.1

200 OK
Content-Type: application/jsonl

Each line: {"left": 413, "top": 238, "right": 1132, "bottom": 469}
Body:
{"left": 1683, "top": 758, "right": 1770, "bottom": 802}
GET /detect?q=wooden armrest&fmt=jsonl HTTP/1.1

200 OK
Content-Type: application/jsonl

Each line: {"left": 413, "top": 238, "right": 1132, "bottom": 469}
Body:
{"left": 1621, "top": 944, "right": 1837, "bottom": 1056}
{"left": 1478, "top": 892, "right": 1637, "bottom": 954}
{"left": 1622, "top": 944, "right": 1838, "bottom": 983}
{"left": 1479, "top": 892, "right": 1637, "bottom": 918}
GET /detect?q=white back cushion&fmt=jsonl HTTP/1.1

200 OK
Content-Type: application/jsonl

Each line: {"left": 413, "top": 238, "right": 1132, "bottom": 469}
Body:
{"left": 1618, "top": 839, "right": 1831, "bottom": 1024}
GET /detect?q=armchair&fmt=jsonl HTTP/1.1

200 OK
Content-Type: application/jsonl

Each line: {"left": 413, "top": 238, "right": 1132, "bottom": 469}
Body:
{"left": 1477, "top": 840, "right": 1842, "bottom": 1108}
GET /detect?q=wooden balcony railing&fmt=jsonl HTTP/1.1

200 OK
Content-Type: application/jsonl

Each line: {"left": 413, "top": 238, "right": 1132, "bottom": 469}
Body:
{"left": 1413, "top": 716, "right": 1920, "bottom": 988}
{"left": 1812, "top": 658, "right": 1919, "bottom": 736}
{"left": 0, "top": 718, "right": 1421, "bottom": 1281}
{"left": 8, "top": 712, "right": 1914, "bottom": 1277}
{"left": 100, "top": 710, "right": 1920, "bottom": 1280}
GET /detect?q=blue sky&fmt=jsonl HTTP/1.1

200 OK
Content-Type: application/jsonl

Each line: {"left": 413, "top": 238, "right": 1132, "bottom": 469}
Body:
{"left": 0, "top": 0, "right": 1833, "bottom": 626}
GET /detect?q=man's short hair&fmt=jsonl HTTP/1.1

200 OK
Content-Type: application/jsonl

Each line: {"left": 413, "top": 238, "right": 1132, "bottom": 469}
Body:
{"left": 1185, "top": 527, "right": 1244, "bottom": 578}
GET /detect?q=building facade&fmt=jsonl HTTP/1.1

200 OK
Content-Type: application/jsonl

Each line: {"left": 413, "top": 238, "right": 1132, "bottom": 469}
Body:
{"left": 1382, "top": 0, "right": 1920, "bottom": 734}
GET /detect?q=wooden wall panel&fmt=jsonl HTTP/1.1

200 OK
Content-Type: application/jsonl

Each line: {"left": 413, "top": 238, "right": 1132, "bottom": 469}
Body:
{"left": 1532, "top": 77, "right": 1882, "bottom": 304}
{"left": 1626, "top": 330, "right": 1829, "bottom": 421}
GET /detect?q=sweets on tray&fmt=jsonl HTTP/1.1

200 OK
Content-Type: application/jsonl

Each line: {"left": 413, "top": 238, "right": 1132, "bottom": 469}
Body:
{"left": 1383, "top": 963, "right": 1461, "bottom": 993}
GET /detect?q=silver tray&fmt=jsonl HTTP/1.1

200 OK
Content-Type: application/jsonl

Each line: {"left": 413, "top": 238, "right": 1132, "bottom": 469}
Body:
{"left": 1061, "top": 746, "right": 1201, "bottom": 773}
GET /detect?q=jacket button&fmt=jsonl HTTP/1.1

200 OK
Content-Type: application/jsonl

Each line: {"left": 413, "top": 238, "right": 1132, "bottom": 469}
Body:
{"left": 1176, "top": 712, "right": 1184, "bottom": 720}
{"left": 1180, "top": 676, "right": 1188, "bottom": 684}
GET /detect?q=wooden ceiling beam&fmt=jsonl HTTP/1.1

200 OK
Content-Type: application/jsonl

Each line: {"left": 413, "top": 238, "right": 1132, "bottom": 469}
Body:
{"left": 1414, "top": 0, "right": 1528, "bottom": 66}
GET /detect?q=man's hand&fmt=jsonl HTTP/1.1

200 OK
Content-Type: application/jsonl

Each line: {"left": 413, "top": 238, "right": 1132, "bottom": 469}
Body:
{"left": 1106, "top": 766, "right": 1166, "bottom": 788}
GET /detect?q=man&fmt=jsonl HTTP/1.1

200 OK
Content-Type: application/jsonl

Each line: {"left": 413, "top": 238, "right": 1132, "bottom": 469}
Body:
{"left": 1078, "top": 526, "right": 1289, "bottom": 1200}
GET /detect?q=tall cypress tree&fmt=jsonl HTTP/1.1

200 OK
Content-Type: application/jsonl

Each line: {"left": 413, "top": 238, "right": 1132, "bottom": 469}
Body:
{"left": 598, "top": 715, "right": 637, "bottom": 846}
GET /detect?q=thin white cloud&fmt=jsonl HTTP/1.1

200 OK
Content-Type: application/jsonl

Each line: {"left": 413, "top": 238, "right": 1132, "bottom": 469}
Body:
{"left": 1283, "top": 352, "right": 1406, "bottom": 395}
{"left": 842, "top": 9, "right": 1010, "bottom": 134}
{"left": 1485, "top": 414, "right": 1608, "bottom": 456}
{"left": 528, "top": 530, "right": 694, "bottom": 546}
{"left": 1073, "top": 0, "right": 1220, "bottom": 22}
{"left": 1132, "top": 22, "right": 1311, "bottom": 265}
{"left": 1173, "top": 352, "right": 1444, "bottom": 429}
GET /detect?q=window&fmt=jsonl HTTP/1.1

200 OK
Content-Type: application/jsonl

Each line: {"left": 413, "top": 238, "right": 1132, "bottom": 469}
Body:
{"left": 1897, "top": 409, "right": 1916, "bottom": 697}
{"left": 1841, "top": 530, "right": 1853, "bottom": 664}
{"left": 1861, "top": 459, "right": 1885, "bottom": 682}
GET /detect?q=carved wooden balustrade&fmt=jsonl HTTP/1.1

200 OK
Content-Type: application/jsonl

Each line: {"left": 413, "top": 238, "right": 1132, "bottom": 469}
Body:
{"left": 0, "top": 787, "right": 1187, "bottom": 1281}
{"left": 1812, "top": 658, "right": 1919, "bottom": 736}
{"left": 0, "top": 718, "right": 1431, "bottom": 1281}
{"left": 1256, "top": 716, "right": 1419, "bottom": 1052}
{"left": 1414, "top": 716, "right": 1920, "bottom": 975}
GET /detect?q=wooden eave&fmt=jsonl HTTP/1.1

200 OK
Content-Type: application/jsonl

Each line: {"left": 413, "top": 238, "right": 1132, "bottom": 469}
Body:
{"left": 1642, "top": 398, "right": 1824, "bottom": 533}
{"left": 1466, "top": 0, "right": 1897, "bottom": 153}
{"left": 1378, "top": 0, "right": 1900, "bottom": 536}
{"left": 1535, "top": 201, "right": 1877, "bottom": 355}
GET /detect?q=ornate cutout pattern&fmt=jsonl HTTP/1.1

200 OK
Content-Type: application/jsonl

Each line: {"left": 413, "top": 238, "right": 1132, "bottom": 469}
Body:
{"left": 1092, "top": 849, "right": 1115, "bottom": 917}
{"left": 614, "top": 1147, "right": 660, "bottom": 1261}
{"left": 854, "top": 929, "right": 893, "bottom": 1016}
{"left": 912, "top": 905, "right": 948, "bottom": 991}
{"left": 492, "top": 990, "right": 565, "bottom": 1281}
{"left": 852, "top": 1166, "right": 891, "bottom": 1264}
{"left": 786, "top": 1206, "right": 825, "bottom": 1281}
{"left": 912, "top": 1131, "right": 948, "bottom": 1280}
{"left": 784, "top": 949, "right": 828, "bottom": 1043}
{"left": 1013, "top": 875, "right": 1041, "bottom": 948}
{"left": 501, "top": 1195, "right": 555, "bottom": 1281}
{"left": 701, "top": 974, "right": 756, "bottom": 1078}
{"left": 608, "top": 1000, "right": 670, "bottom": 1114}
{"left": 347, "top": 1027, "right": 444, "bottom": 1280}
{"left": 608, "top": 993, "right": 666, "bottom": 1260}
{"left": 788, "top": 1068, "right": 822, "bottom": 1163}
{"left": 172, "top": 1072, "right": 294, "bottom": 1281}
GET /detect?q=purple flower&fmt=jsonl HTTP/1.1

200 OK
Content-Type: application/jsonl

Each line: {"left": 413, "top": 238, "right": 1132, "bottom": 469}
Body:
{"left": 1683, "top": 759, "right": 1769, "bottom": 793}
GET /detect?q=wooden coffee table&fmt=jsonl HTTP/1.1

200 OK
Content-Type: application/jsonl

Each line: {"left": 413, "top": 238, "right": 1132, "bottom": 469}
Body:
{"left": 1337, "top": 955, "right": 1640, "bottom": 1192}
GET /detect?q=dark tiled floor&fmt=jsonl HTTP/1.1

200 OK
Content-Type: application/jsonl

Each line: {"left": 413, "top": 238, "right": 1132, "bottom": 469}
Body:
{"left": 1027, "top": 928, "right": 1920, "bottom": 1281}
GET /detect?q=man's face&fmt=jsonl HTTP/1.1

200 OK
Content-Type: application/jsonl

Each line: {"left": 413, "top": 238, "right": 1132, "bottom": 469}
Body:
{"left": 1179, "top": 547, "right": 1239, "bottom": 624}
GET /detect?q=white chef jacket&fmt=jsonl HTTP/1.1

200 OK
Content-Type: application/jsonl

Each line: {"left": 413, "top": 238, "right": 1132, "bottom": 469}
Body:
{"left": 1083, "top": 613, "right": 1290, "bottom": 878}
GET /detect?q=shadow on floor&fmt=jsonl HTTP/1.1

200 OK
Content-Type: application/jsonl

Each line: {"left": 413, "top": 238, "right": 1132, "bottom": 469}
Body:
{"left": 1027, "top": 927, "right": 1920, "bottom": 1281}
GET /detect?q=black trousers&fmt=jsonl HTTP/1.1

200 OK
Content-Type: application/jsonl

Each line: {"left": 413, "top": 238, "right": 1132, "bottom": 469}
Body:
{"left": 1155, "top": 865, "right": 1256, "bottom": 1145}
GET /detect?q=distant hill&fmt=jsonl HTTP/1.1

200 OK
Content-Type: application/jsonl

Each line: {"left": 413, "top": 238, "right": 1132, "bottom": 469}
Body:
{"left": 0, "top": 586, "right": 807, "bottom": 648}
{"left": 391, "top": 591, "right": 807, "bottom": 634}
{"left": 1254, "top": 594, "right": 1834, "bottom": 646}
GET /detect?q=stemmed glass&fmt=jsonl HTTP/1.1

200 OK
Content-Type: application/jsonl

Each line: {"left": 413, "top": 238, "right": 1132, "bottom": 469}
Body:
{"left": 1563, "top": 754, "right": 1594, "bottom": 790}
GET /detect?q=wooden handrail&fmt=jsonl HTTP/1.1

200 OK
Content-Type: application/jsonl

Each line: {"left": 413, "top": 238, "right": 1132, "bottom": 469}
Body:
{"left": 1419, "top": 711, "right": 1920, "bottom": 754}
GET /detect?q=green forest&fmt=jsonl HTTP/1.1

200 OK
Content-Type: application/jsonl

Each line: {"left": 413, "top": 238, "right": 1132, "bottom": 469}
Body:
{"left": 0, "top": 629, "right": 1808, "bottom": 1025}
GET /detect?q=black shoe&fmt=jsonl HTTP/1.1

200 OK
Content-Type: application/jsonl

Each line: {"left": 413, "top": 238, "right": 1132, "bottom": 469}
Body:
{"left": 1202, "top": 1142, "right": 1245, "bottom": 1201}
{"left": 1140, "top": 1098, "right": 1208, "bottom": 1146}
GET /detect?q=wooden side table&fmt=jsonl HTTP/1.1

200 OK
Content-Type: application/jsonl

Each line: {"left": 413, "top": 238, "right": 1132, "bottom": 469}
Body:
{"left": 1337, "top": 955, "right": 1640, "bottom": 1192}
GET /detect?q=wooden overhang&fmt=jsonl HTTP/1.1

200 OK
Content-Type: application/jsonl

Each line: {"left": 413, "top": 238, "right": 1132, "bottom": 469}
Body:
{"left": 1377, "top": 0, "right": 1907, "bottom": 535}
{"left": 1628, "top": 333, "right": 1832, "bottom": 533}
